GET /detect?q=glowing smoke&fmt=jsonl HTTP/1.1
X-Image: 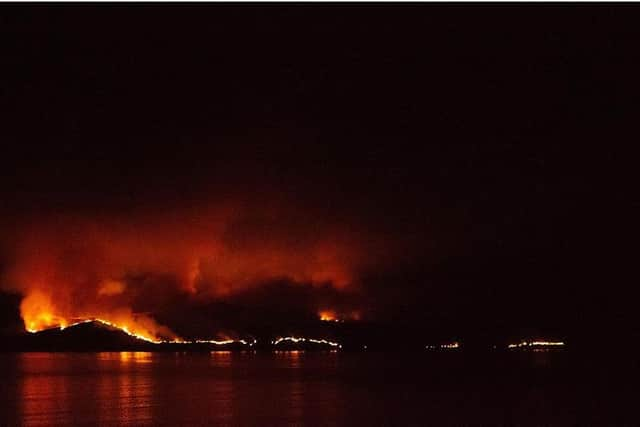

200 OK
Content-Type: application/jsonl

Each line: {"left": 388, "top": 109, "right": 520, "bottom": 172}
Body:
{"left": 1, "top": 202, "right": 377, "bottom": 340}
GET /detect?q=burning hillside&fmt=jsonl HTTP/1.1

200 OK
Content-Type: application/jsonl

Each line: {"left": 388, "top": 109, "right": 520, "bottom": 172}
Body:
{"left": 1, "top": 203, "right": 383, "bottom": 339}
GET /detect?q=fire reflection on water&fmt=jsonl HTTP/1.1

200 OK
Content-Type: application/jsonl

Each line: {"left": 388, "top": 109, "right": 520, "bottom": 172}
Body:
{"left": 210, "top": 350, "right": 233, "bottom": 368}
{"left": 285, "top": 351, "right": 304, "bottom": 422}
{"left": 9, "top": 351, "right": 344, "bottom": 426}
{"left": 20, "top": 357, "right": 70, "bottom": 426}
{"left": 119, "top": 352, "right": 154, "bottom": 364}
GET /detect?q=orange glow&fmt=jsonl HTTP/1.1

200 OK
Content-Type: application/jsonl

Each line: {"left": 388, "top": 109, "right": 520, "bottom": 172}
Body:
{"left": 21, "top": 291, "right": 68, "bottom": 333}
{"left": 26, "top": 314, "right": 257, "bottom": 347}
{"left": 5, "top": 206, "right": 378, "bottom": 339}
{"left": 21, "top": 289, "right": 178, "bottom": 342}
{"left": 425, "top": 342, "right": 460, "bottom": 350}
{"left": 272, "top": 336, "right": 341, "bottom": 348}
{"left": 319, "top": 310, "right": 338, "bottom": 322}
{"left": 507, "top": 340, "right": 564, "bottom": 349}
{"left": 118, "top": 352, "right": 154, "bottom": 363}
{"left": 318, "top": 309, "right": 361, "bottom": 322}
{"left": 91, "top": 319, "right": 163, "bottom": 343}
{"left": 25, "top": 314, "right": 173, "bottom": 344}
{"left": 97, "top": 279, "right": 126, "bottom": 296}
{"left": 193, "top": 338, "right": 256, "bottom": 346}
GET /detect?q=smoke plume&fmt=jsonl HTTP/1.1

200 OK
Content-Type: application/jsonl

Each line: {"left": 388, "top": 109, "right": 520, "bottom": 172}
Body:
{"left": 1, "top": 200, "right": 378, "bottom": 340}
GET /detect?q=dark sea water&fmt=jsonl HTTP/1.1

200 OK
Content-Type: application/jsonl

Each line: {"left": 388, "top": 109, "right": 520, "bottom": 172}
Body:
{"left": 0, "top": 351, "right": 636, "bottom": 426}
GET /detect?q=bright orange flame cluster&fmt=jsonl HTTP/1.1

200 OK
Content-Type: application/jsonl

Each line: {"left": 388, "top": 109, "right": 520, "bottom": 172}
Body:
{"left": 28, "top": 316, "right": 257, "bottom": 347}
{"left": 318, "top": 309, "right": 361, "bottom": 322}
{"left": 6, "top": 208, "right": 373, "bottom": 343}
{"left": 91, "top": 319, "right": 161, "bottom": 343}
{"left": 20, "top": 291, "right": 174, "bottom": 343}
{"left": 22, "top": 291, "right": 67, "bottom": 333}
{"left": 319, "top": 310, "right": 339, "bottom": 322}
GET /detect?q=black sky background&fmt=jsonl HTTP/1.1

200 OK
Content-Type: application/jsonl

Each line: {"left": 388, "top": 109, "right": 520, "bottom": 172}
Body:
{"left": 0, "top": 5, "right": 637, "bottom": 341}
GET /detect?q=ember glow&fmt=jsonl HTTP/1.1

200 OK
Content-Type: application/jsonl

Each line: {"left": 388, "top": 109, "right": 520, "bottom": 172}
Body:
{"left": 425, "top": 342, "right": 460, "bottom": 350}
{"left": 507, "top": 340, "right": 565, "bottom": 349}
{"left": 272, "top": 336, "right": 342, "bottom": 348}
{"left": 318, "top": 309, "right": 361, "bottom": 322}
{"left": 90, "top": 319, "right": 162, "bottom": 343}
{"left": 319, "top": 310, "right": 340, "bottom": 322}
{"left": 191, "top": 338, "right": 256, "bottom": 346}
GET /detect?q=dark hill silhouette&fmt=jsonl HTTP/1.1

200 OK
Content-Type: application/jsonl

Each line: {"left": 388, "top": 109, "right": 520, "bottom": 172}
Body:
{"left": 0, "top": 314, "right": 604, "bottom": 354}
{"left": 14, "top": 321, "right": 155, "bottom": 351}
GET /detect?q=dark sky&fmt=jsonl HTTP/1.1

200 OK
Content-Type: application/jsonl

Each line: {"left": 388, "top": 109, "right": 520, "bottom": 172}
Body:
{"left": 0, "top": 6, "right": 637, "bottom": 339}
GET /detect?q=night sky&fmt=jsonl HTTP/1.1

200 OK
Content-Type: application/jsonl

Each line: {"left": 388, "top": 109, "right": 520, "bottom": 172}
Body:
{"left": 0, "top": 6, "right": 637, "bottom": 343}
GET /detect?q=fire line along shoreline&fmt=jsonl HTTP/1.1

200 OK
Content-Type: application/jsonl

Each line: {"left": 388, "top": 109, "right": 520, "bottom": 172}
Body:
{"left": 6, "top": 319, "right": 570, "bottom": 353}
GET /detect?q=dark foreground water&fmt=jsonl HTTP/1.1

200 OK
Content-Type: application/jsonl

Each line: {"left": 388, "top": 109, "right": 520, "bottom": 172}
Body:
{"left": 0, "top": 351, "right": 637, "bottom": 426}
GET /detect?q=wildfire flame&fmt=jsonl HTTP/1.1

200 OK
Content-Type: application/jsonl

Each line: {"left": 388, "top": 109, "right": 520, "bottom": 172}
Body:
{"left": 319, "top": 310, "right": 339, "bottom": 322}
{"left": 191, "top": 338, "right": 256, "bottom": 346}
{"left": 20, "top": 290, "right": 175, "bottom": 343}
{"left": 89, "top": 319, "right": 162, "bottom": 343}
{"left": 22, "top": 291, "right": 67, "bottom": 333}
{"left": 5, "top": 207, "right": 375, "bottom": 344}
{"left": 318, "top": 309, "right": 361, "bottom": 322}
{"left": 425, "top": 342, "right": 459, "bottom": 350}
{"left": 272, "top": 336, "right": 341, "bottom": 348}
{"left": 27, "top": 315, "right": 257, "bottom": 347}
{"left": 507, "top": 340, "right": 565, "bottom": 349}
